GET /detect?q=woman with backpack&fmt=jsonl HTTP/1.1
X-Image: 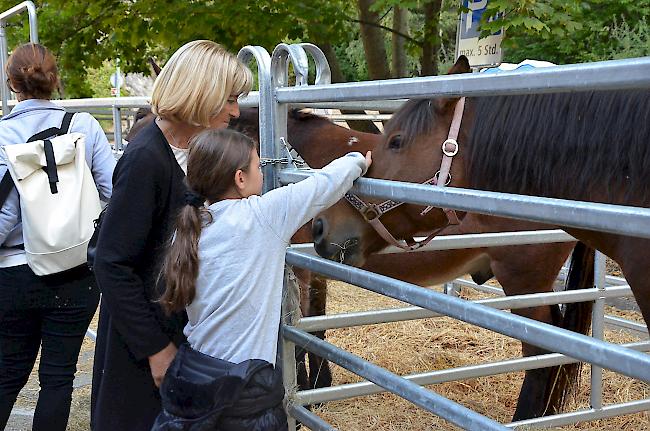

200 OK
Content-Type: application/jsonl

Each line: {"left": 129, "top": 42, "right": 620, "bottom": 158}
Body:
{"left": 0, "top": 43, "right": 115, "bottom": 431}
{"left": 90, "top": 40, "right": 252, "bottom": 431}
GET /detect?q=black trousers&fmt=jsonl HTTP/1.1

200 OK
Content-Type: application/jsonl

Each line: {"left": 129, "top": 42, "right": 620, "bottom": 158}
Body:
{"left": 0, "top": 264, "right": 99, "bottom": 431}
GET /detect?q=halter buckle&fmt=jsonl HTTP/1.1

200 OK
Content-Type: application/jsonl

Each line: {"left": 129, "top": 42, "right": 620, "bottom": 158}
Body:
{"left": 442, "top": 138, "right": 459, "bottom": 157}
{"left": 361, "top": 205, "right": 380, "bottom": 222}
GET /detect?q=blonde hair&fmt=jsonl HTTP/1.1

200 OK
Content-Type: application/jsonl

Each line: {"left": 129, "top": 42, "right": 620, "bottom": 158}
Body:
{"left": 151, "top": 40, "right": 253, "bottom": 127}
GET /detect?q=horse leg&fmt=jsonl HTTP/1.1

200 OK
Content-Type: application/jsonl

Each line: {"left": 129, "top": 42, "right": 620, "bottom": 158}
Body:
{"left": 307, "top": 275, "right": 333, "bottom": 390}
{"left": 489, "top": 241, "right": 585, "bottom": 421}
{"left": 607, "top": 238, "right": 650, "bottom": 331}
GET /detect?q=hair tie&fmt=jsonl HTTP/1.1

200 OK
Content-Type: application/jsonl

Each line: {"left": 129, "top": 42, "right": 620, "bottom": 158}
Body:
{"left": 184, "top": 190, "right": 204, "bottom": 208}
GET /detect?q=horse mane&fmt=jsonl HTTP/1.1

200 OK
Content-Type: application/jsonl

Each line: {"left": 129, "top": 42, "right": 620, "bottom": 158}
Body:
{"left": 289, "top": 108, "right": 332, "bottom": 123}
{"left": 388, "top": 92, "right": 650, "bottom": 204}
{"left": 466, "top": 90, "right": 650, "bottom": 204}
{"left": 384, "top": 98, "right": 438, "bottom": 148}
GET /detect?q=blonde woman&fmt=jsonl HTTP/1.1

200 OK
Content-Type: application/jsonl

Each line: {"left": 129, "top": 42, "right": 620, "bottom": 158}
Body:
{"left": 91, "top": 40, "right": 252, "bottom": 431}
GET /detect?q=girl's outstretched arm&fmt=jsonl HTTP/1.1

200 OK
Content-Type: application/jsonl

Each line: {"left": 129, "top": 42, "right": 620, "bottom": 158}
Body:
{"left": 251, "top": 151, "right": 369, "bottom": 242}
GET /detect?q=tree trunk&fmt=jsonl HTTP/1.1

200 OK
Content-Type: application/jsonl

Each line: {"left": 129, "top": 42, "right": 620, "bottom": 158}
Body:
{"left": 391, "top": 6, "right": 408, "bottom": 78}
{"left": 420, "top": 0, "right": 443, "bottom": 76}
{"left": 357, "top": 0, "right": 390, "bottom": 80}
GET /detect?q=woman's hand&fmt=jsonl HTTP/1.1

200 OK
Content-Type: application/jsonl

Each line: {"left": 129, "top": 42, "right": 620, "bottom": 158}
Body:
{"left": 365, "top": 151, "right": 372, "bottom": 169}
{"left": 148, "top": 342, "right": 178, "bottom": 387}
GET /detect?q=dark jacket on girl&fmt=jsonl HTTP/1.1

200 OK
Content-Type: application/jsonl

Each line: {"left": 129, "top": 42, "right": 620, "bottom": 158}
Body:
{"left": 152, "top": 343, "right": 287, "bottom": 431}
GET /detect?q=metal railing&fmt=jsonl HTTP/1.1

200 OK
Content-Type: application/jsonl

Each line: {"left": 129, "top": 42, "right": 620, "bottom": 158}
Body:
{"left": 0, "top": 1, "right": 38, "bottom": 116}
{"left": 261, "top": 44, "right": 650, "bottom": 429}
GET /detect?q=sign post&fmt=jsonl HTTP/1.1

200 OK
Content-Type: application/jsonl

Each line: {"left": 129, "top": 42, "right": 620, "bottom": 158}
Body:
{"left": 456, "top": 0, "right": 504, "bottom": 67}
{"left": 109, "top": 58, "right": 124, "bottom": 97}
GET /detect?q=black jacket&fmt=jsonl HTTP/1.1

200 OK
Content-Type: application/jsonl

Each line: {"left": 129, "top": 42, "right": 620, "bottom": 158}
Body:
{"left": 91, "top": 121, "right": 188, "bottom": 431}
{"left": 153, "top": 344, "right": 287, "bottom": 431}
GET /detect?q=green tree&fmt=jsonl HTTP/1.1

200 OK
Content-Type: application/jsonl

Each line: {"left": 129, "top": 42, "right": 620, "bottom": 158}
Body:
{"left": 481, "top": 0, "right": 650, "bottom": 63}
{"left": 0, "top": 0, "right": 352, "bottom": 97}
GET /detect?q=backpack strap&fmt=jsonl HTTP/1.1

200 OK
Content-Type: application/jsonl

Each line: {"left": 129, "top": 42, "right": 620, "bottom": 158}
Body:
{"left": 0, "top": 170, "right": 14, "bottom": 208}
{"left": 27, "top": 112, "right": 75, "bottom": 143}
{"left": 42, "top": 139, "right": 59, "bottom": 194}
{"left": 59, "top": 112, "right": 74, "bottom": 134}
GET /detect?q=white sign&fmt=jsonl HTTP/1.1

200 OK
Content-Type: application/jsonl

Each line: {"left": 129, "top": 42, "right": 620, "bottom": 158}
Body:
{"left": 456, "top": 0, "right": 504, "bottom": 67}
{"left": 109, "top": 72, "right": 124, "bottom": 88}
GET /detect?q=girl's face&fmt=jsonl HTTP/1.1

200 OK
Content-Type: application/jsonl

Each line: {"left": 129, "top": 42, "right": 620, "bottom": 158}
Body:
{"left": 237, "top": 149, "right": 263, "bottom": 198}
{"left": 209, "top": 95, "right": 240, "bottom": 129}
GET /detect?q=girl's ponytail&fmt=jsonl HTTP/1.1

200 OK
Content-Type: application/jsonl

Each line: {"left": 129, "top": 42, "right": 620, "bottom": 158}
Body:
{"left": 159, "top": 129, "right": 256, "bottom": 314}
{"left": 159, "top": 190, "right": 209, "bottom": 314}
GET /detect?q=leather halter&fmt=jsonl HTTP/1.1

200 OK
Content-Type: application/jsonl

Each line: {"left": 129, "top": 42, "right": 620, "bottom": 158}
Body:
{"left": 344, "top": 97, "right": 466, "bottom": 251}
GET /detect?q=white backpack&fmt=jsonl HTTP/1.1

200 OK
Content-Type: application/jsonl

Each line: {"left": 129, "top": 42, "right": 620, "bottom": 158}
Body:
{"left": 0, "top": 113, "right": 101, "bottom": 275}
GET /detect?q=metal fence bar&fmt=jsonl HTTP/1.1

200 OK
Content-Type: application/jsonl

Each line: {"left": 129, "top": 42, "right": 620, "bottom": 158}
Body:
{"left": 452, "top": 278, "right": 505, "bottom": 296}
{"left": 5, "top": 93, "right": 409, "bottom": 112}
{"left": 283, "top": 326, "right": 508, "bottom": 430}
{"left": 591, "top": 252, "right": 607, "bottom": 410}
{"left": 286, "top": 250, "right": 650, "bottom": 382}
{"left": 275, "top": 57, "right": 650, "bottom": 104}
{"left": 294, "top": 100, "right": 405, "bottom": 112}
{"left": 1, "top": 1, "right": 38, "bottom": 116}
{"left": 296, "top": 285, "right": 633, "bottom": 332}
{"left": 507, "top": 399, "right": 650, "bottom": 429}
{"left": 295, "top": 341, "right": 650, "bottom": 406}
{"left": 604, "top": 315, "right": 648, "bottom": 335}
{"left": 280, "top": 170, "right": 650, "bottom": 239}
{"left": 289, "top": 230, "right": 576, "bottom": 256}
{"left": 4, "top": 93, "right": 261, "bottom": 110}
{"left": 287, "top": 404, "right": 338, "bottom": 431}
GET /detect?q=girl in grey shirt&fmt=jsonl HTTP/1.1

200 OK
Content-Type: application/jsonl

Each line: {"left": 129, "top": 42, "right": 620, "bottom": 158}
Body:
{"left": 155, "top": 128, "right": 369, "bottom": 429}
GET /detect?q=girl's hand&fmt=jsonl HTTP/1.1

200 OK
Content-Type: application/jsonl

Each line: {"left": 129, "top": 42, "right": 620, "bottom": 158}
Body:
{"left": 365, "top": 151, "right": 372, "bottom": 169}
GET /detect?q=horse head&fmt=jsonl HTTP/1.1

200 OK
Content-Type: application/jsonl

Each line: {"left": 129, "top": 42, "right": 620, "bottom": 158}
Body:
{"left": 312, "top": 56, "right": 474, "bottom": 266}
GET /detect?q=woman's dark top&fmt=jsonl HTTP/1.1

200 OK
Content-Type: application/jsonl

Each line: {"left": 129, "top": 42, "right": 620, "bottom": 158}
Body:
{"left": 91, "top": 121, "right": 187, "bottom": 431}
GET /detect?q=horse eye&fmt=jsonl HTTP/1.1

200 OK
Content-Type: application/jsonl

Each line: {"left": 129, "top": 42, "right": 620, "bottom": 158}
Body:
{"left": 388, "top": 135, "right": 402, "bottom": 150}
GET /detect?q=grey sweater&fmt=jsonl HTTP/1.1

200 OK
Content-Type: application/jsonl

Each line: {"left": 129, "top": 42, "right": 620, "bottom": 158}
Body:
{"left": 185, "top": 152, "right": 367, "bottom": 364}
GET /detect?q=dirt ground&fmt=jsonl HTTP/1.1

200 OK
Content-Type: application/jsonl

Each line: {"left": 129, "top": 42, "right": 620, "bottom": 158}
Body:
{"left": 5, "top": 259, "right": 649, "bottom": 430}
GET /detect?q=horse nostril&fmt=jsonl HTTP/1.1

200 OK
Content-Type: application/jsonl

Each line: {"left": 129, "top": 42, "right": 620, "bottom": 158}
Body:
{"left": 312, "top": 217, "right": 327, "bottom": 243}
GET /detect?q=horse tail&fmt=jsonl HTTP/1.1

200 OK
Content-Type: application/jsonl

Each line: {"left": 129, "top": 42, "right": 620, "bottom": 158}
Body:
{"left": 544, "top": 242, "right": 595, "bottom": 415}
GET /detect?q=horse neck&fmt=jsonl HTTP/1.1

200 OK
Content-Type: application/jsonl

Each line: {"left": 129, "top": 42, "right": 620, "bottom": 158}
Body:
{"left": 288, "top": 120, "right": 379, "bottom": 168}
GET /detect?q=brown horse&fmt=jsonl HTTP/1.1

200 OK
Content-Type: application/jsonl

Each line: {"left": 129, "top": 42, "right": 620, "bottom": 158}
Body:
{"left": 313, "top": 56, "right": 650, "bottom": 418}
{"left": 127, "top": 107, "right": 585, "bottom": 420}
{"left": 231, "top": 108, "right": 594, "bottom": 421}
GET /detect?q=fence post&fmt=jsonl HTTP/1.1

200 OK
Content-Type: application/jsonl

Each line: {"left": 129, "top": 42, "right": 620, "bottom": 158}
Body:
{"left": 591, "top": 251, "right": 607, "bottom": 409}
{"left": 0, "top": 1, "right": 38, "bottom": 116}
{"left": 237, "top": 46, "right": 272, "bottom": 192}
{"left": 112, "top": 105, "right": 123, "bottom": 152}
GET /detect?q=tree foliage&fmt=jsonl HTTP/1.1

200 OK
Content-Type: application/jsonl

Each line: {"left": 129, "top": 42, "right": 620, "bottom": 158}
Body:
{"left": 0, "top": 0, "right": 647, "bottom": 97}
{"left": 482, "top": 0, "right": 650, "bottom": 63}
{"left": 0, "top": 0, "right": 352, "bottom": 97}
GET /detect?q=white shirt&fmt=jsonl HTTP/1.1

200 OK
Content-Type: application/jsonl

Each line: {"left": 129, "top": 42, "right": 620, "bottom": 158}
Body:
{"left": 184, "top": 153, "right": 366, "bottom": 364}
{"left": 169, "top": 144, "right": 189, "bottom": 174}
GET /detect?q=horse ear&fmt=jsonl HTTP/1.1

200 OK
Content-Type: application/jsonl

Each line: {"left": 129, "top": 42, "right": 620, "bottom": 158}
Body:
{"left": 148, "top": 57, "right": 162, "bottom": 76}
{"left": 447, "top": 55, "right": 471, "bottom": 75}
{"left": 435, "top": 56, "right": 471, "bottom": 111}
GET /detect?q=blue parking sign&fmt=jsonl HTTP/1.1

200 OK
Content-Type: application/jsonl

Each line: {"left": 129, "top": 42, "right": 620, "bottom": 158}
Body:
{"left": 456, "top": 0, "right": 504, "bottom": 67}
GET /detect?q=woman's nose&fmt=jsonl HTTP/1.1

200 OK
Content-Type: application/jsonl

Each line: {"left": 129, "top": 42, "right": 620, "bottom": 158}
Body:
{"left": 230, "top": 102, "right": 240, "bottom": 119}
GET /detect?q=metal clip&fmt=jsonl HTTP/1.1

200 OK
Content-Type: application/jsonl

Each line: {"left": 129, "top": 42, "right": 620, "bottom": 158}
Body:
{"left": 280, "top": 137, "right": 296, "bottom": 167}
